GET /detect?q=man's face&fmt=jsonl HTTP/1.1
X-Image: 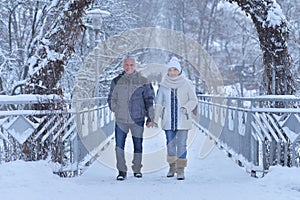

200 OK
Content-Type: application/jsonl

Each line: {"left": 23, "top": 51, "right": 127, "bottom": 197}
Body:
{"left": 123, "top": 58, "right": 135, "bottom": 74}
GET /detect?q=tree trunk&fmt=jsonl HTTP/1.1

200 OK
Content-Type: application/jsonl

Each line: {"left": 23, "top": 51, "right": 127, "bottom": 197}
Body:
{"left": 24, "top": 0, "right": 94, "bottom": 102}
{"left": 20, "top": 0, "right": 94, "bottom": 165}
{"left": 227, "top": 0, "right": 295, "bottom": 95}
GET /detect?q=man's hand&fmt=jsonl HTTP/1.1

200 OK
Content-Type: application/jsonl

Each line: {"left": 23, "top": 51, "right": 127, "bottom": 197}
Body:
{"left": 146, "top": 121, "right": 155, "bottom": 127}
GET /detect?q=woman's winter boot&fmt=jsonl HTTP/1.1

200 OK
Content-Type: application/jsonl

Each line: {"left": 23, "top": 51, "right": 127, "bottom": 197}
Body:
{"left": 166, "top": 156, "right": 177, "bottom": 177}
{"left": 176, "top": 158, "right": 187, "bottom": 180}
{"left": 167, "top": 163, "right": 176, "bottom": 177}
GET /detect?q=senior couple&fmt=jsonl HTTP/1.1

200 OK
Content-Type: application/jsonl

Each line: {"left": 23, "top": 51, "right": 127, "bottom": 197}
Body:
{"left": 107, "top": 56, "right": 197, "bottom": 181}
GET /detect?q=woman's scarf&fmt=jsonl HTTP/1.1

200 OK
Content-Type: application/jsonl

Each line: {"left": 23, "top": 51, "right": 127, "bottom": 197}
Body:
{"left": 160, "top": 74, "right": 187, "bottom": 89}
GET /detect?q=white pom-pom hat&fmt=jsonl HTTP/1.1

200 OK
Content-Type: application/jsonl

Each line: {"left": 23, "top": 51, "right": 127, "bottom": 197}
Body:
{"left": 167, "top": 57, "right": 182, "bottom": 73}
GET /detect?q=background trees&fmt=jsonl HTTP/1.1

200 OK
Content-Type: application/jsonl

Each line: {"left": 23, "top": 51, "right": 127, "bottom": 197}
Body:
{"left": 0, "top": 0, "right": 299, "bottom": 97}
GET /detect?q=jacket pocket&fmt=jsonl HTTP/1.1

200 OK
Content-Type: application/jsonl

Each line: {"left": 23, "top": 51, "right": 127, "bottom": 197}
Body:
{"left": 180, "top": 110, "right": 192, "bottom": 129}
{"left": 161, "top": 107, "right": 165, "bottom": 119}
{"left": 161, "top": 107, "right": 167, "bottom": 128}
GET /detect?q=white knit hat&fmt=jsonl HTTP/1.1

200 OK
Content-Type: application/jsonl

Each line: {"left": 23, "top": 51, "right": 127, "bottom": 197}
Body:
{"left": 167, "top": 57, "right": 182, "bottom": 73}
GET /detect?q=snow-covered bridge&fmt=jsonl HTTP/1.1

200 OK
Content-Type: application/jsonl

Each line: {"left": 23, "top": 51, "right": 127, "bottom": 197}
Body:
{"left": 0, "top": 94, "right": 300, "bottom": 178}
{"left": 197, "top": 95, "right": 300, "bottom": 177}
{"left": 0, "top": 95, "right": 114, "bottom": 177}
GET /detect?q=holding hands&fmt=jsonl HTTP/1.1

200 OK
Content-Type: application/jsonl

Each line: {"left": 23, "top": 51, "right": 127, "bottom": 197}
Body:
{"left": 146, "top": 121, "right": 157, "bottom": 128}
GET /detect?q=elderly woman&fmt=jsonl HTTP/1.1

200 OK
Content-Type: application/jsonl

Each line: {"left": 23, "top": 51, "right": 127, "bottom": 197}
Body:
{"left": 154, "top": 57, "right": 198, "bottom": 180}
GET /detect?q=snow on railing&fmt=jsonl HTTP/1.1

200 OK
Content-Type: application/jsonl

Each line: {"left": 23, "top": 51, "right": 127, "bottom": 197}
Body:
{"left": 195, "top": 94, "right": 300, "bottom": 178}
{"left": 0, "top": 95, "right": 114, "bottom": 177}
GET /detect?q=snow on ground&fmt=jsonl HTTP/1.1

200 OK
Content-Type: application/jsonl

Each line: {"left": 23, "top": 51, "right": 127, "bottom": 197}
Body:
{"left": 1, "top": 127, "right": 300, "bottom": 200}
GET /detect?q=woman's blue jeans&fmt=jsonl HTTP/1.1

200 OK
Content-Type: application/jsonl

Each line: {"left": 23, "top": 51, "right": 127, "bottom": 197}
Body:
{"left": 165, "top": 130, "right": 188, "bottom": 159}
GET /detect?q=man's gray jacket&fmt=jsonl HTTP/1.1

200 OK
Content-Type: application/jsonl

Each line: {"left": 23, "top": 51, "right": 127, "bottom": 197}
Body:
{"left": 107, "top": 71, "right": 155, "bottom": 124}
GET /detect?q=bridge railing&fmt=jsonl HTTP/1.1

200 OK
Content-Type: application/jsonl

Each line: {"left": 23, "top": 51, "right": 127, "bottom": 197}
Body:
{"left": 0, "top": 95, "right": 114, "bottom": 177}
{"left": 2, "top": 94, "right": 300, "bottom": 178}
{"left": 196, "top": 95, "right": 300, "bottom": 177}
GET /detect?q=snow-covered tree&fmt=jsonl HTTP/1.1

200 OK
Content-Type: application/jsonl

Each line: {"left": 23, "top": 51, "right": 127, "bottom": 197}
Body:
{"left": 0, "top": 0, "right": 42, "bottom": 95}
{"left": 24, "top": 0, "right": 94, "bottom": 100}
{"left": 277, "top": 0, "right": 300, "bottom": 91}
{"left": 1, "top": 0, "right": 299, "bottom": 97}
{"left": 227, "top": 0, "right": 295, "bottom": 95}
{"left": 62, "top": 0, "right": 139, "bottom": 96}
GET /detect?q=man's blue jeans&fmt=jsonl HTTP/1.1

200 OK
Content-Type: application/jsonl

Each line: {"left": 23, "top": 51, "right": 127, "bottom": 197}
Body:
{"left": 165, "top": 130, "right": 188, "bottom": 159}
{"left": 115, "top": 121, "right": 144, "bottom": 173}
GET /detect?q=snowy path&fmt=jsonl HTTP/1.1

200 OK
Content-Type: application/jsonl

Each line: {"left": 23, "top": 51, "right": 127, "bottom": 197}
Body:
{"left": 1, "top": 127, "right": 300, "bottom": 200}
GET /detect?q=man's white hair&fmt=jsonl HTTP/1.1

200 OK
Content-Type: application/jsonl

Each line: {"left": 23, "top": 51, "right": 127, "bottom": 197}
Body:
{"left": 122, "top": 56, "right": 136, "bottom": 66}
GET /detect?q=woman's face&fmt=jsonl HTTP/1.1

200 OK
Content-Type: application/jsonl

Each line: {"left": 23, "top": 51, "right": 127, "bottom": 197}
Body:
{"left": 168, "top": 67, "right": 180, "bottom": 78}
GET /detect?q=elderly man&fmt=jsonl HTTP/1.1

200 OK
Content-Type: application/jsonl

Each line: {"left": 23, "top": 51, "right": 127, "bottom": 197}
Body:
{"left": 107, "top": 56, "right": 155, "bottom": 181}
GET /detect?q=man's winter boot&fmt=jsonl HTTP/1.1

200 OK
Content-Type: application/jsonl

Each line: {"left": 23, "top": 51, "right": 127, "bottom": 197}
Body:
{"left": 116, "top": 171, "right": 127, "bottom": 181}
{"left": 176, "top": 158, "right": 187, "bottom": 180}
{"left": 166, "top": 156, "right": 177, "bottom": 177}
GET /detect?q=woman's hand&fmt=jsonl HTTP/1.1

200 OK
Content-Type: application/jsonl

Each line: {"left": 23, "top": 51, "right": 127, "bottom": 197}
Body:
{"left": 180, "top": 107, "right": 187, "bottom": 114}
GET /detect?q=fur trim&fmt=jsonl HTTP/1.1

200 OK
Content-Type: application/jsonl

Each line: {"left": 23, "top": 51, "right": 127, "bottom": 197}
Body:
{"left": 176, "top": 158, "right": 187, "bottom": 167}
{"left": 167, "top": 156, "right": 177, "bottom": 164}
